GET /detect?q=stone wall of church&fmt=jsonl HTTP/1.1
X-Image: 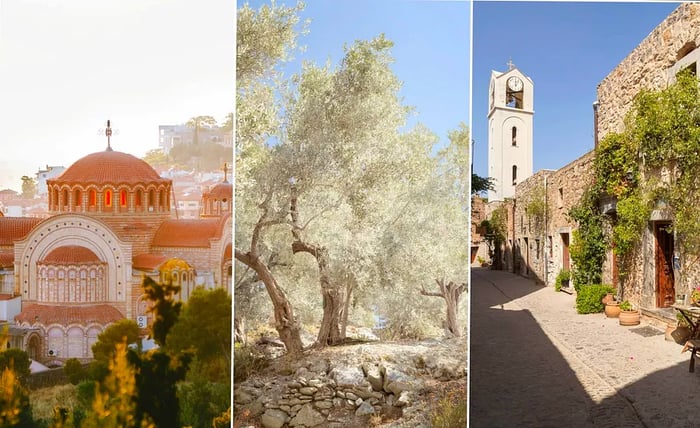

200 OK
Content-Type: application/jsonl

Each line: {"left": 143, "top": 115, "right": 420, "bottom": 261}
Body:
{"left": 597, "top": 3, "right": 700, "bottom": 140}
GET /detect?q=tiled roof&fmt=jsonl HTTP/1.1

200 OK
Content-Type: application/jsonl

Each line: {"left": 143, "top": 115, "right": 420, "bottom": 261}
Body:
{"left": 0, "top": 217, "right": 43, "bottom": 245}
{"left": 205, "top": 181, "right": 232, "bottom": 200}
{"left": 16, "top": 304, "right": 123, "bottom": 325}
{"left": 133, "top": 253, "right": 167, "bottom": 271}
{"left": 51, "top": 150, "right": 170, "bottom": 185}
{"left": 151, "top": 217, "right": 226, "bottom": 248}
{"left": 0, "top": 253, "right": 13, "bottom": 268}
{"left": 41, "top": 246, "right": 101, "bottom": 264}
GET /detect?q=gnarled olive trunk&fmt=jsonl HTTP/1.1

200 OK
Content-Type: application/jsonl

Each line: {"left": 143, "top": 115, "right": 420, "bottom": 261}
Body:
{"left": 235, "top": 249, "right": 304, "bottom": 354}
{"left": 420, "top": 279, "right": 467, "bottom": 337}
{"left": 291, "top": 241, "right": 344, "bottom": 346}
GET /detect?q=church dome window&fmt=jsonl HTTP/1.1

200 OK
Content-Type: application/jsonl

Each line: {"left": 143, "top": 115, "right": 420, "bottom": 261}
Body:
{"left": 74, "top": 189, "right": 82, "bottom": 208}
{"left": 89, "top": 189, "right": 97, "bottom": 208}
{"left": 135, "top": 189, "right": 143, "bottom": 210}
{"left": 62, "top": 189, "right": 69, "bottom": 211}
{"left": 119, "top": 189, "right": 127, "bottom": 207}
{"left": 104, "top": 189, "right": 112, "bottom": 207}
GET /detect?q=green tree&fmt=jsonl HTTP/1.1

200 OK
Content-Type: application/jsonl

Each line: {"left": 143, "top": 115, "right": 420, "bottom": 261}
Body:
{"left": 20, "top": 176, "right": 36, "bottom": 199}
{"left": 221, "top": 113, "right": 233, "bottom": 132}
{"left": 471, "top": 174, "right": 495, "bottom": 195}
{"left": 235, "top": 0, "right": 307, "bottom": 355}
{"left": 166, "top": 288, "right": 231, "bottom": 380}
{"left": 130, "top": 277, "right": 189, "bottom": 428}
{"left": 141, "top": 149, "right": 169, "bottom": 169}
{"left": 185, "top": 116, "right": 217, "bottom": 146}
{"left": 0, "top": 349, "right": 30, "bottom": 385}
{"left": 64, "top": 358, "right": 86, "bottom": 385}
{"left": 91, "top": 319, "right": 140, "bottom": 363}
{"left": 81, "top": 342, "right": 154, "bottom": 428}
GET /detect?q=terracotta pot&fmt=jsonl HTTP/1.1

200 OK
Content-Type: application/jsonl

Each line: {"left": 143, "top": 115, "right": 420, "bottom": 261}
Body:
{"left": 604, "top": 302, "right": 621, "bottom": 318}
{"left": 602, "top": 293, "right": 614, "bottom": 306}
{"left": 619, "top": 310, "right": 640, "bottom": 326}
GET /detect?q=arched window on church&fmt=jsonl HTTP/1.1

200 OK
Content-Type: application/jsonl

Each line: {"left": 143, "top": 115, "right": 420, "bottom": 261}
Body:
{"left": 159, "top": 190, "right": 165, "bottom": 212}
{"left": 148, "top": 189, "right": 155, "bottom": 212}
{"left": 89, "top": 189, "right": 97, "bottom": 210}
{"left": 120, "top": 189, "right": 127, "bottom": 207}
{"left": 74, "top": 189, "right": 82, "bottom": 209}
{"left": 512, "top": 165, "right": 518, "bottom": 185}
{"left": 62, "top": 189, "right": 69, "bottom": 211}
{"left": 52, "top": 188, "right": 59, "bottom": 211}
{"left": 135, "top": 189, "right": 143, "bottom": 211}
{"left": 104, "top": 189, "right": 112, "bottom": 208}
{"left": 512, "top": 126, "right": 517, "bottom": 146}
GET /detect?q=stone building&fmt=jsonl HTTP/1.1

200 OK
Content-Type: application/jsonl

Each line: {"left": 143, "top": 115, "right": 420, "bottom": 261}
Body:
{"left": 0, "top": 125, "right": 232, "bottom": 363}
{"left": 489, "top": 4, "right": 700, "bottom": 315}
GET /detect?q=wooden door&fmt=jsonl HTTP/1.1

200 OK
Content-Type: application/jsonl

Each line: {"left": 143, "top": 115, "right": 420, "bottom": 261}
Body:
{"left": 655, "top": 222, "right": 674, "bottom": 308}
{"left": 561, "top": 233, "right": 570, "bottom": 270}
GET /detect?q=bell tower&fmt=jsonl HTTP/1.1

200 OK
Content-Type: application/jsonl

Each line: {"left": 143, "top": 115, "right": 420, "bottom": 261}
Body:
{"left": 487, "top": 60, "right": 534, "bottom": 202}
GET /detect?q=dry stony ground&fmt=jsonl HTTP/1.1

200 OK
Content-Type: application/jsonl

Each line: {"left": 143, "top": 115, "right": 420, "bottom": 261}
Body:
{"left": 233, "top": 336, "right": 467, "bottom": 428}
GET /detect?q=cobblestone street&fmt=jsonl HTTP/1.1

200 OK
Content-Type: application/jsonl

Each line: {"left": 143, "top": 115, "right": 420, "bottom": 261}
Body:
{"left": 470, "top": 268, "right": 700, "bottom": 427}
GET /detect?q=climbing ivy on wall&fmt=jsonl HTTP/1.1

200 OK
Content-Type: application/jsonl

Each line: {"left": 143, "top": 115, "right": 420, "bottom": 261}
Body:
{"left": 568, "top": 187, "right": 606, "bottom": 291}
{"left": 569, "top": 68, "right": 700, "bottom": 285}
{"left": 526, "top": 182, "right": 546, "bottom": 235}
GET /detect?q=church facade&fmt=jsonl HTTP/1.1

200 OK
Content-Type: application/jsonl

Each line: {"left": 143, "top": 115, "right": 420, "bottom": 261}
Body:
{"left": 0, "top": 127, "right": 232, "bottom": 362}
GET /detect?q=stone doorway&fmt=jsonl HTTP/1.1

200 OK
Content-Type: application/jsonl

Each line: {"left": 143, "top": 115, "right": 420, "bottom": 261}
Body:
{"left": 655, "top": 222, "right": 674, "bottom": 308}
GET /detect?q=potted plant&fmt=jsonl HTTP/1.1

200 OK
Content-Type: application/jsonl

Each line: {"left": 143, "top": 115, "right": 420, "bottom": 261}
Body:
{"left": 619, "top": 300, "right": 640, "bottom": 326}
{"left": 555, "top": 269, "right": 570, "bottom": 292}
{"left": 691, "top": 287, "right": 700, "bottom": 306}
{"left": 667, "top": 313, "right": 692, "bottom": 343}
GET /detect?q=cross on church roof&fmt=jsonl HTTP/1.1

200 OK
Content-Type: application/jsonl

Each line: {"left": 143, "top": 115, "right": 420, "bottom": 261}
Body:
{"left": 222, "top": 162, "right": 230, "bottom": 183}
{"left": 105, "top": 119, "right": 113, "bottom": 151}
{"left": 507, "top": 57, "right": 515, "bottom": 70}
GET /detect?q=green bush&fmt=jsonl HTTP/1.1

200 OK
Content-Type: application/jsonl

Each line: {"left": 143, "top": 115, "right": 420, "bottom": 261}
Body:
{"left": 555, "top": 269, "right": 570, "bottom": 292}
{"left": 64, "top": 358, "right": 86, "bottom": 385}
{"left": 576, "top": 284, "right": 614, "bottom": 314}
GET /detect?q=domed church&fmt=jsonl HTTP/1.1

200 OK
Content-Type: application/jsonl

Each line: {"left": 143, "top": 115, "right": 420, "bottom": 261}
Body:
{"left": 0, "top": 122, "right": 232, "bottom": 362}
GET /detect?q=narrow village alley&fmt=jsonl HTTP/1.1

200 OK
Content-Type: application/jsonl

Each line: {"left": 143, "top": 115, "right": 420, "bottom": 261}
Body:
{"left": 470, "top": 268, "right": 700, "bottom": 427}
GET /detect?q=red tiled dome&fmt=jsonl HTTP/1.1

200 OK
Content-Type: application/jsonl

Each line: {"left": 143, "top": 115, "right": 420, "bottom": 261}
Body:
{"left": 53, "top": 150, "right": 168, "bottom": 185}
{"left": 41, "top": 246, "right": 101, "bottom": 264}
{"left": 207, "top": 181, "right": 232, "bottom": 200}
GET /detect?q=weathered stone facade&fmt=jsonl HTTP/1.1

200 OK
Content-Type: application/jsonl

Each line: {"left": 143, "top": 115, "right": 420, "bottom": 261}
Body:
{"left": 595, "top": 3, "right": 700, "bottom": 309}
{"left": 505, "top": 152, "right": 595, "bottom": 287}
{"left": 489, "top": 4, "right": 700, "bottom": 313}
{"left": 597, "top": 4, "right": 700, "bottom": 139}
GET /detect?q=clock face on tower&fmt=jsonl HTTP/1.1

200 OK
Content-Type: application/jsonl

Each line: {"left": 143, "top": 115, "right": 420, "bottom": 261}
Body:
{"left": 507, "top": 76, "right": 523, "bottom": 92}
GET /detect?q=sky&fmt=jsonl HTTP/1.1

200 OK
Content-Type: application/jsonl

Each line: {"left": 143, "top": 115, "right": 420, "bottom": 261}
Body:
{"left": 472, "top": 1, "right": 680, "bottom": 181}
{"left": 241, "top": 0, "right": 471, "bottom": 154}
{"left": 0, "top": 0, "right": 235, "bottom": 192}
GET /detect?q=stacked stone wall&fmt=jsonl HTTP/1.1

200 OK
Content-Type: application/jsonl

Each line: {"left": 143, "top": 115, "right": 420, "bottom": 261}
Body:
{"left": 596, "top": 3, "right": 700, "bottom": 308}
{"left": 597, "top": 4, "right": 700, "bottom": 140}
{"left": 508, "top": 153, "right": 596, "bottom": 287}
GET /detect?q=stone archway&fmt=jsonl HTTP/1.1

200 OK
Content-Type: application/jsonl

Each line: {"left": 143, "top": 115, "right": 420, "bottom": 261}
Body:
{"left": 27, "top": 334, "right": 41, "bottom": 361}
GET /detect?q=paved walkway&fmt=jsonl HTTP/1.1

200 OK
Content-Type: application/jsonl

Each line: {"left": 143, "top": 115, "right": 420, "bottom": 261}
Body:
{"left": 470, "top": 268, "right": 700, "bottom": 428}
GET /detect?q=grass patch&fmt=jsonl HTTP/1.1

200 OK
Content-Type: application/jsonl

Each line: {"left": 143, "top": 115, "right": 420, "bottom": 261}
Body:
{"left": 29, "top": 383, "right": 81, "bottom": 423}
{"left": 429, "top": 380, "right": 467, "bottom": 428}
